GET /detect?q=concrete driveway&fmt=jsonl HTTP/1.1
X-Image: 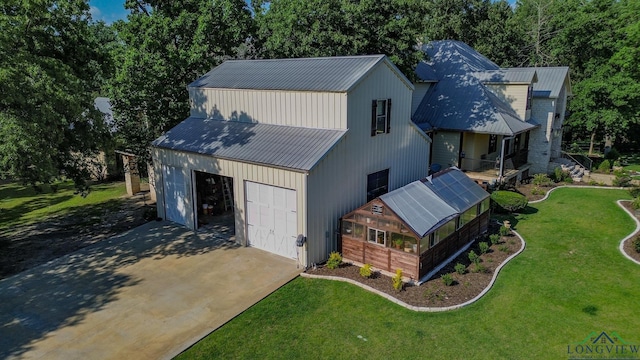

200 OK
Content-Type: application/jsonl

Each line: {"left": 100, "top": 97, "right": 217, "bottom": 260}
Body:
{"left": 0, "top": 221, "right": 301, "bottom": 359}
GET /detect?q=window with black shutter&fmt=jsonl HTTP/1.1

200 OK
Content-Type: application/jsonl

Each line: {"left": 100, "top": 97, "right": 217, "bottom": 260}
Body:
{"left": 371, "top": 99, "right": 391, "bottom": 136}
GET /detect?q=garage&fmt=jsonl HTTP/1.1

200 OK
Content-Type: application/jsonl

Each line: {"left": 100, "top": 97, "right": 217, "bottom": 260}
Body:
{"left": 162, "top": 165, "right": 187, "bottom": 226}
{"left": 245, "top": 181, "right": 298, "bottom": 259}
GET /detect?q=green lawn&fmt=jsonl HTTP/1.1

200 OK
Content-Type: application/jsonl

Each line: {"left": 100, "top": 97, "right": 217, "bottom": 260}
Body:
{"left": 178, "top": 188, "right": 640, "bottom": 359}
{"left": 0, "top": 181, "right": 127, "bottom": 230}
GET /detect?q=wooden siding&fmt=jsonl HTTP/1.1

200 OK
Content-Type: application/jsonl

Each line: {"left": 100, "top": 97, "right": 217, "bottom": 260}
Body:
{"left": 188, "top": 88, "right": 348, "bottom": 129}
{"left": 431, "top": 131, "right": 460, "bottom": 168}
{"left": 305, "top": 60, "right": 430, "bottom": 265}
{"left": 342, "top": 237, "right": 420, "bottom": 279}
{"left": 152, "top": 147, "right": 308, "bottom": 265}
{"left": 487, "top": 84, "right": 530, "bottom": 121}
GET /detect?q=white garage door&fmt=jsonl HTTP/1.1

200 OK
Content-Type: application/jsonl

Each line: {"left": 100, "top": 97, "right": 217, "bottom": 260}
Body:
{"left": 245, "top": 181, "right": 298, "bottom": 259}
{"left": 163, "top": 165, "right": 188, "bottom": 226}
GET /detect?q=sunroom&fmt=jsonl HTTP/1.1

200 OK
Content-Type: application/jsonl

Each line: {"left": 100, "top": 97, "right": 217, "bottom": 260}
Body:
{"left": 340, "top": 168, "right": 490, "bottom": 282}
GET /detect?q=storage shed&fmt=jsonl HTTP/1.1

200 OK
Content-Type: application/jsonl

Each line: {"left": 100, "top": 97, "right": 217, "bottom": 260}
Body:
{"left": 340, "top": 168, "right": 490, "bottom": 281}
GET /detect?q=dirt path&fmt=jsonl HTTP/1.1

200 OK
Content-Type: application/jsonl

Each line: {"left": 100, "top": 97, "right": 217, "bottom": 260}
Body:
{"left": 0, "top": 192, "right": 156, "bottom": 279}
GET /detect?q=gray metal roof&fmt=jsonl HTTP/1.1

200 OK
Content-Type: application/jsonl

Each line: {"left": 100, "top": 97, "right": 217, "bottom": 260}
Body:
{"left": 423, "top": 168, "right": 490, "bottom": 213}
{"left": 527, "top": 67, "right": 571, "bottom": 98}
{"left": 152, "top": 117, "right": 346, "bottom": 172}
{"left": 412, "top": 78, "right": 538, "bottom": 136}
{"left": 188, "top": 55, "right": 394, "bottom": 92}
{"left": 417, "top": 40, "right": 499, "bottom": 81}
{"left": 472, "top": 68, "right": 538, "bottom": 84}
{"left": 380, "top": 181, "right": 458, "bottom": 237}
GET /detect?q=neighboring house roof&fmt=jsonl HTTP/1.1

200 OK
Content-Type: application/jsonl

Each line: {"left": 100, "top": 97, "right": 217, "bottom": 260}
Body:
{"left": 412, "top": 78, "right": 538, "bottom": 136}
{"left": 189, "top": 55, "right": 413, "bottom": 92}
{"left": 527, "top": 67, "right": 572, "bottom": 98}
{"left": 380, "top": 181, "right": 458, "bottom": 237}
{"left": 472, "top": 68, "right": 538, "bottom": 84}
{"left": 422, "top": 167, "right": 490, "bottom": 213}
{"left": 380, "top": 167, "right": 489, "bottom": 237}
{"left": 152, "top": 116, "right": 346, "bottom": 172}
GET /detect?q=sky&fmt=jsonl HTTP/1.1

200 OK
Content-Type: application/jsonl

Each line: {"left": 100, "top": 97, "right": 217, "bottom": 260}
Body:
{"left": 89, "top": 0, "right": 518, "bottom": 24}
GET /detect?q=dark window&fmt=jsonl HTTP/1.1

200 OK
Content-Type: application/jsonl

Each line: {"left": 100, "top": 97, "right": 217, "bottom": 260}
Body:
{"left": 367, "top": 169, "right": 389, "bottom": 201}
{"left": 526, "top": 85, "right": 533, "bottom": 110}
{"left": 488, "top": 134, "right": 497, "bottom": 153}
{"left": 371, "top": 99, "right": 392, "bottom": 136}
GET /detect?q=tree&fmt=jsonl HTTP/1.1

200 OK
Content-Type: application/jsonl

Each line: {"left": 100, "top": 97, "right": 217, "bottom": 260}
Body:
{"left": 0, "top": 0, "right": 113, "bottom": 188}
{"left": 254, "top": 0, "right": 425, "bottom": 79}
{"left": 109, "top": 0, "right": 255, "bottom": 161}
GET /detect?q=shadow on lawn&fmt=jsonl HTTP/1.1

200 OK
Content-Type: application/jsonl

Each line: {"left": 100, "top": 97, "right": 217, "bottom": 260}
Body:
{"left": 492, "top": 206, "right": 538, "bottom": 230}
{"left": 0, "top": 221, "right": 238, "bottom": 358}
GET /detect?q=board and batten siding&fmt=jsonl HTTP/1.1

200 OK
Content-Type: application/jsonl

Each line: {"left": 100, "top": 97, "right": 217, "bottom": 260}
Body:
{"left": 486, "top": 84, "right": 531, "bottom": 121}
{"left": 300, "top": 60, "right": 430, "bottom": 265}
{"left": 431, "top": 131, "right": 461, "bottom": 168}
{"left": 188, "top": 88, "right": 348, "bottom": 129}
{"left": 152, "top": 147, "right": 309, "bottom": 265}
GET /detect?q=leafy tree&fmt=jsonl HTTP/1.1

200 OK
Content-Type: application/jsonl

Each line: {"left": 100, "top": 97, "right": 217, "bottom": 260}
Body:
{"left": 254, "top": 0, "right": 424, "bottom": 79}
{"left": 109, "top": 0, "right": 255, "bottom": 161}
{"left": 0, "top": 0, "right": 113, "bottom": 189}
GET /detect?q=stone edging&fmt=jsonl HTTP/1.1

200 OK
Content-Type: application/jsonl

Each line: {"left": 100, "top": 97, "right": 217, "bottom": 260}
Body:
{"left": 529, "top": 185, "right": 640, "bottom": 265}
{"left": 300, "top": 232, "right": 526, "bottom": 312}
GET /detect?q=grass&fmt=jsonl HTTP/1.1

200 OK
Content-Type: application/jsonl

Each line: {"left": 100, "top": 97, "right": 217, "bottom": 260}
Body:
{"left": 0, "top": 181, "right": 127, "bottom": 230}
{"left": 178, "top": 188, "right": 639, "bottom": 359}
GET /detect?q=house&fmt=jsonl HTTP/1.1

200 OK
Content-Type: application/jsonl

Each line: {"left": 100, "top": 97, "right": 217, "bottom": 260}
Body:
{"left": 151, "top": 55, "right": 431, "bottom": 267}
{"left": 340, "top": 167, "right": 490, "bottom": 281}
{"left": 412, "top": 40, "right": 572, "bottom": 183}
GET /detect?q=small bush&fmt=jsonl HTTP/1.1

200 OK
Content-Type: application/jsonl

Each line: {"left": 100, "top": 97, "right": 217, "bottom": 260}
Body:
{"left": 598, "top": 159, "right": 611, "bottom": 172}
{"left": 326, "top": 251, "right": 342, "bottom": 269}
{"left": 491, "top": 191, "right": 528, "bottom": 213}
{"left": 490, "top": 234, "right": 500, "bottom": 245}
{"left": 473, "top": 263, "right": 488, "bottom": 273}
{"left": 359, "top": 263, "right": 373, "bottom": 278}
{"left": 613, "top": 170, "right": 632, "bottom": 187}
{"left": 530, "top": 186, "right": 545, "bottom": 196}
{"left": 454, "top": 262, "right": 466, "bottom": 275}
{"left": 499, "top": 245, "right": 510, "bottom": 253}
{"left": 479, "top": 241, "right": 489, "bottom": 254}
{"left": 605, "top": 147, "right": 620, "bottom": 161}
{"left": 633, "top": 237, "right": 640, "bottom": 253}
{"left": 468, "top": 250, "right": 479, "bottom": 265}
{"left": 392, "top": 268, "right": 403, "bottom": 291}
{"left": 441, "top": 273, "right": 454, "bottom": 286}
{"left": 533, "top": 173, "right": 553, "bottom": 186}
{"left": 499, "top": 225, "right": 510, "bottom": 236}
{"left": 632, "top": 197, "right": 640, "bottom": 210}
{"left": 629, "top": 187, "right": 640, "bottom": 198}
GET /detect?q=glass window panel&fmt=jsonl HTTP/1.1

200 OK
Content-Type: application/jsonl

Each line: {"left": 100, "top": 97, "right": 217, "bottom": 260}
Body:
{"left": 342, "top": 221, "right": 353, "bottom": 236}
{"left": 421, "top": 235, "right": 430, "bottom": 254}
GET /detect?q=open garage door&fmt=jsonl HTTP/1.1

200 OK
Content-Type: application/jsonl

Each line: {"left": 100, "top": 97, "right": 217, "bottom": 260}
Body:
{"left": 162, "top": 165, "right": 188, "bottom": 226}
{"left": 245, "top": 181, "right": 298, "bottom": 259}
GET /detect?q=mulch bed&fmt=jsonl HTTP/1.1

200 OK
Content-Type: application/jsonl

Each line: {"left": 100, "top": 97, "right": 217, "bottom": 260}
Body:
{"left": 305, "top": 229, "right": 521, "bottom": 308}
{"left": 621, "top": 201, "right": 640, "bottom": 263}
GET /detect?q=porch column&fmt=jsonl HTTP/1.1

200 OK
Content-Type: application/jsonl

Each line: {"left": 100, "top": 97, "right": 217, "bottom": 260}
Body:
{"left": 122, "top": 154, "right": 140, "bottom": 196}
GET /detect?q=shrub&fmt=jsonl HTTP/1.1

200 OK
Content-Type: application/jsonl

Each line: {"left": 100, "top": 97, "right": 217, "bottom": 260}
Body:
{"left": 629, "top": 187, "right": 640, "bottom": 198}
{"left": 533, "top": 173, "right": 553, "bottom": 186}
{"left": 468, "top": 250, "right": 479, "bottom": 265}
{"left": 491, "top": 191, "right": 528, "bottom": 213}
{"left": 473, "top": 263, "right": 488, "bottom": 273}
{"left": 499, "top": 245, "right": 510, "bottom": 253}
{"left": 634, "top": 237, "right": 640, "bottom": 253}
{"left": 612, "top": 169, "right": 632, "bottom": 187}
{"left": 632, "top": 197, "right": 640, "bottom": 210}
{"left": 598, "top": 159, "right": 611, "bottom": 172}
{"left": 392, "top": 268, "right": 403, "bottom": 291}
{"left": 530, "top": 186, "right": 545, "bottom": 196}
{"left": 326, "top": 251, "right": 342, "bottom": 269}
{"left": 605, "top": 147, "right": 620, "bottom": 161}
{"left": 454, "top": 262, "right": 466, "bottom": 275}
{"left": 554, "top": 167, "right": 564, "bottom": 182}
{"left": 479, "top": 241, "right": 489, "bottom": 254}
{"left": 359, "top": 263, "right": 373, "bottom": 278}
{"left": 490, "top": 234, "right": 500, "bottom": 245}
{"left": 441, "top": 273, "right": 454, "bottom": 286}
{"left": 499, "top": 225, "right": 510, "bottom": 236}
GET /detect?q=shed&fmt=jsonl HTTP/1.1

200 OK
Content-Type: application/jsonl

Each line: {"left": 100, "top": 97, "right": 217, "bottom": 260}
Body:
{"left": 340, "top": 168, "right": 490, "bottom": 281}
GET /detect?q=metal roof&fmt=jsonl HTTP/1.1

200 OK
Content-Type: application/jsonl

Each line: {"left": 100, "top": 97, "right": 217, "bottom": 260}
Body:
{"left": 417, "top": 40, "right": 499, "bottom": 81}
{"left": 412, "top": 77, "right": 538, "bottom": 136}
{"left": 472, "top": 68, "right": 538, "bottom": 84}
{"left": 152, "top": 117, "right": 346, "bottom": 172}
{"left": 527, "top": 67, "right": 571, "bottom": 98}
{"left": 380, "top": 181, "right": 458, "bottom": 237}
{"left": 188, "top": 55, "right": 398, "bottom": 92}
{"left": 422, "top": 167, "right": 490, "bottom": 213}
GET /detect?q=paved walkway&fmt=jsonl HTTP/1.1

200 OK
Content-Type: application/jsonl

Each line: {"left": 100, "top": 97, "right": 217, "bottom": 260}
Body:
{"left": 0, "top": 221, "right": 301, "bottom": 359}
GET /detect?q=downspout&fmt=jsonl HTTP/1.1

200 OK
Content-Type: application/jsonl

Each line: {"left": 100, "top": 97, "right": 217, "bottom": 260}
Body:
{"left": 498, "top": 136, "right": 514, "bottom": 183}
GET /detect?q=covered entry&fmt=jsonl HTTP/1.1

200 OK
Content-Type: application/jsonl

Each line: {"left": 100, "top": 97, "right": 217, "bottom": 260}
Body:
{"left": 245, "top": 181, "right": 298, "bottom": 259}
